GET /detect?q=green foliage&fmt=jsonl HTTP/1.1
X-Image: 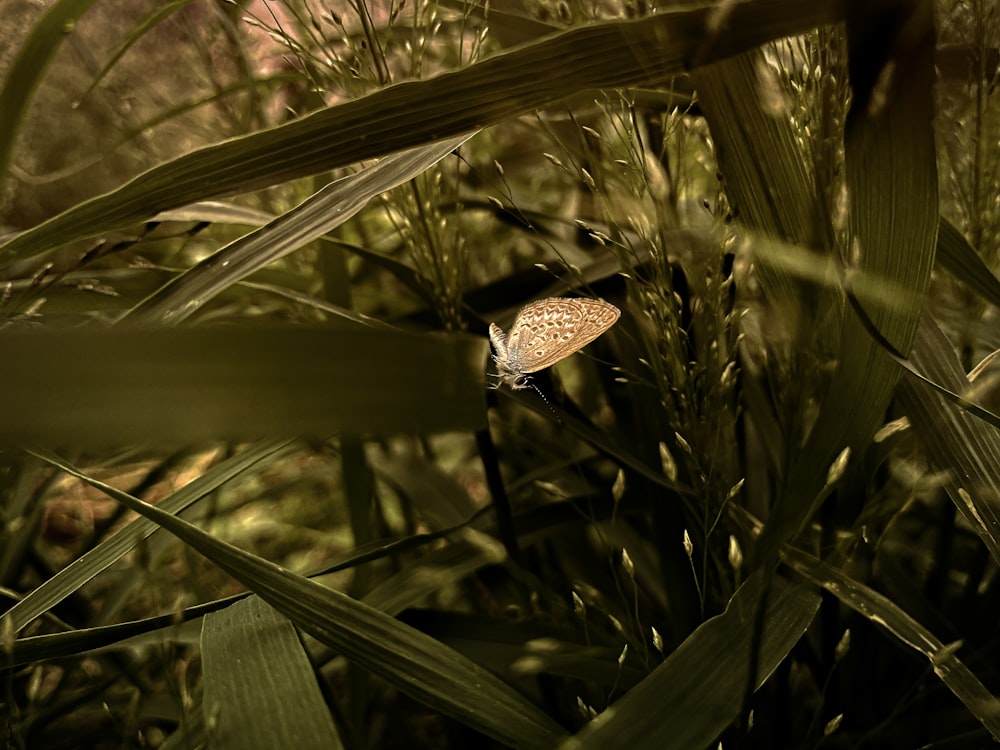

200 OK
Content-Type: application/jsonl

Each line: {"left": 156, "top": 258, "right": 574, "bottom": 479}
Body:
{"left": 2, "top": 0, "right": 1000, "bottom": 748}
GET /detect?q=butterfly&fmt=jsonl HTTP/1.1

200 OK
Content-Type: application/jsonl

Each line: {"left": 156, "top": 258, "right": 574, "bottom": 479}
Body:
{"left": 489, "top": 297, "right": 620, "bottom": 390}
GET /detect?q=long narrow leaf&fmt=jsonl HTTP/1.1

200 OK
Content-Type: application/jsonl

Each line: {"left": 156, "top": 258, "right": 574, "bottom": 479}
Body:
{"left": 0, "top": 0, "right": 102, "bottom": 181}
{"left": 123, "top": 136, "right": 471, "bottom": 325}
{"left": 781, "top": 544, "right": 1000, "bottom": 740}
{"left": 898, "top": 315, "right": 1000, "bottom": 565}
{"left": 7, "top": 511, "right": 496, "bottom": 666}
{"left": 202, "top": 596, "right": 345, "bottom": 749}
{"left": 0, "top": 325, "right": 487, "bottom": 445}
{"left": 0, "top": 0, "right": 842, "bottom": 265}
{"left": 937, "top": 217, "right": 1000, "bottom": 308}
{"left": 559, "top": 573, "right": 820, "bottom": 749}
{"left": 4, "top": 438, "right": 293, "bottom": 635}
{"left": 29, "top": 450, "right": 569, "bottom": 749}
{"left": 758, "top": 2, "right": 937, "bottom": 557}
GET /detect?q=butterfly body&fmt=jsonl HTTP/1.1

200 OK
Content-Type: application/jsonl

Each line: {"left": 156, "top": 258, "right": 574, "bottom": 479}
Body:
{"left": 489, "top": 297, "right": 620, "bottom": 390}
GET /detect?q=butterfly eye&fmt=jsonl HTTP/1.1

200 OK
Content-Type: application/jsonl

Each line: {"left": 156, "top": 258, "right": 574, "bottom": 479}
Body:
{"left": 514, "top": 375, "right": 530, "bottom": 388}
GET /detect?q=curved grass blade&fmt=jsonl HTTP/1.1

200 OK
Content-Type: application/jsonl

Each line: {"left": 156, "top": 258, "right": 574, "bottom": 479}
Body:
{"left": 2, "top": 439, "right": 294, "bottom": 635}
{"left": 8, "top": 509, "right": 494, "bottom": 666}
{"left": 77, "top": 1, "right": 197, "bottom": 103}
{"left": 897, "top": 316, "right": 1000, "bottom": 566}
{"left": 0, "top": 0, "right": 102, "bottom": 181}
{"left": 0, "top": 0, "right": 842, "bottom": 265}
{"left": 29, "top": 449, "right": 569, "bottom": 749}
{"left": 122, "top": 136, "right": 470, "bottom": 326}
{"left": 936, "top": 217, "right": 1000, "bottom": 308}
{"left": 781, "top": 544, "right": 1000, "bottom": 741}
{"left": 559, "top": 572, "right": 819, "bottom": 750}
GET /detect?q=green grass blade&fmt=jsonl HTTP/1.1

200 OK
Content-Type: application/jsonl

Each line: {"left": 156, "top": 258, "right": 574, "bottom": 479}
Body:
{"left": 8, "top": 515, "right": 492, "bottom": 666}
{"left": 0, "top": 0, "right": 841, "bottom": 265}
{"left": 763, "top": 4, "right": 938, "bottom": 556}
{"left": 797, "top": 0, "right": 938, "bottom": 480}
{"left": 3, "top": 439, "right": 293, "bottom": 634}
{"left": 0, "top": 326, "right": 487, "bottom": 445}
{"left": 937, "top": 217, "right": 1000, "bottom": 307}
{"left": 30, "top": 450, "right": 570, "bottom": 749}
{"left": 0, "top": 0, "right": 102, "bottom": 181}
{"left": 77, "top": 1, "right": 197, "bottom": 104}
{"left": 202, "top": 596, "right": 345, "bottom": 749}
{"left": 782, "top": 543, "right": 1000, "bottom": 740}
{"left": 123, "top": 136, "right": 470, "bottom": 325}
{"left": 898, "top": 316, "right": 1000, "bottom": 564}
{"left": 559, "top": 573, "right": 820, "bottom": 750}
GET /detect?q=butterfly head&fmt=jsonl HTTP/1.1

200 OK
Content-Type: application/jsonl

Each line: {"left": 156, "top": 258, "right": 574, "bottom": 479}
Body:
{"left": 490, "top": 356, "right": 532, "bottom": 390}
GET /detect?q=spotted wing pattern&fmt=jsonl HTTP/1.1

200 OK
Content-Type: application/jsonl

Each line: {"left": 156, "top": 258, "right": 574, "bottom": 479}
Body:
{"left": 505, "top": 298, "right": 620, "bottom": 374}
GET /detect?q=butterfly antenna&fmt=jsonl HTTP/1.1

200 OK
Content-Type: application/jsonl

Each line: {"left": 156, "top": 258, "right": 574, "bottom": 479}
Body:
{"left": 527, "top": 380, "right": 565, "bottom": 425}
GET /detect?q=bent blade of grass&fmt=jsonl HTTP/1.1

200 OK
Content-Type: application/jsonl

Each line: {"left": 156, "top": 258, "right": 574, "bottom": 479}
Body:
{"left": 2, "top": 439, "right": 294, "bottom": 635}
{"left": 0, "top": 0, "right": 843, "bottom": 266}
{"left": 122, "top": 136, "right": 471, "bottom": 326}
{"left": 0, "top": 0, "right": 103, "bottom": 181}
{"left": 898, "top": 315, "right": 1000, "bottom": 565}
{"left": 29, "top": 449, "right": 569, "bottom": 749}
{"left": 559, "top": 572, "right": 820, "bottom": 750}
{"left": 78, "top": 1, "right": 198, "bottom": 104}
{"left": 781, "top": 544, "right": 1000, "bottom": 740}
{"left": 9, "top": 511, "right": 495, "bottom": 666}
{"left": 936, "top": 217, "right": 1000, "bottom": 308}
{"left": 9, "top": 597, "right": 237, "bottom": 666}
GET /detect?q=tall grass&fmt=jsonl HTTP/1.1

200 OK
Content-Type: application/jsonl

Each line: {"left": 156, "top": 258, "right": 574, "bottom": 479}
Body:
{"left": 2, "top": 0, "right": 999, "bottom": 748}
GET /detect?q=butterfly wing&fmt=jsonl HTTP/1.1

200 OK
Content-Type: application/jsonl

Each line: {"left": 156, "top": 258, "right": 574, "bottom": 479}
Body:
{"left": 506, "top": 298, "right": 620, "bottom": 373}
{"left": 488, "top": 323, "right": 509, "bottom": 361}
